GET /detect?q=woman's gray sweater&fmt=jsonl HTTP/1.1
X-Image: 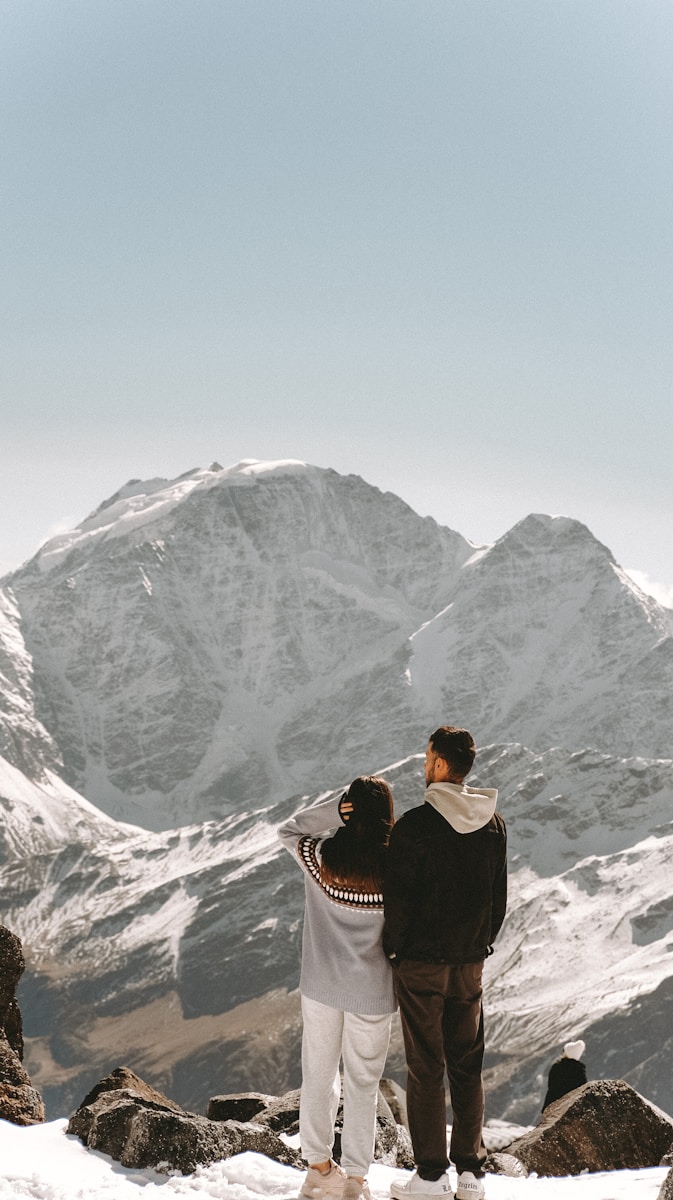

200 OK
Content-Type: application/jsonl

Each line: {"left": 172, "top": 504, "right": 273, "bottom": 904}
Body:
{"left": 278, "top": 795, "right": 396, "bottom": 1016}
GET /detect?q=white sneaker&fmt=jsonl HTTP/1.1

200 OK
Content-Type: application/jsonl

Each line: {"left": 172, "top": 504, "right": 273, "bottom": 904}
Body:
{"left": 344, "top": 1180, "right": 372, "bottom": 1200}
{"left": 300, "top": 1162, "right": 347, "bottom": 1199}
{"left": 390, "top": 1171, "right": 454, "bottom": 1199}
{"left": 455, "top": 1173, "right": 485, "bottom": 1200}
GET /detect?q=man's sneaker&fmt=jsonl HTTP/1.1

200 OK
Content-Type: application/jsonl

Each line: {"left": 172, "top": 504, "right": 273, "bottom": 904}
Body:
{"left": 300, "top": 1162, "right": 347, "bottom": 1199}
{"left": 390, "top": 1171, "right": 454, "bottom": 1199}
{"left": 455, "top": 1172, "right": 485, "bottom": 1200}
{"left": 344, "top": 1180, "right": 372, "bottom": 1200}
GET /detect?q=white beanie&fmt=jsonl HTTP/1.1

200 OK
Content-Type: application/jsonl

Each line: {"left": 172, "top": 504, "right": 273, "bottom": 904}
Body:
{"left": 563, "top": 1040, "right": 586, "bottom": 1061}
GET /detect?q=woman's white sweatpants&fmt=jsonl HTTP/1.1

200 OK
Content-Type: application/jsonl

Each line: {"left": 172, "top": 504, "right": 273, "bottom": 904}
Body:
{"left": 299, "top": 993, "right": 393, "bottom": 1178}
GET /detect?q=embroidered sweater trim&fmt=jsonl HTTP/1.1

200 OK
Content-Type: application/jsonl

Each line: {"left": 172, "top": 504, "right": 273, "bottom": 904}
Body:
{"left": 298, "top": 836, "right": 384, "bottom": 909}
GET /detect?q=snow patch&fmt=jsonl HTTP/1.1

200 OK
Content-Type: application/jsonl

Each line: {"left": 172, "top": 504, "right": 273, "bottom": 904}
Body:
{"left": 230, "top": 458, "right": 311, "bottom": 476}
{"left": 0, "top": 1120, "right": 667, "bottom": 1199}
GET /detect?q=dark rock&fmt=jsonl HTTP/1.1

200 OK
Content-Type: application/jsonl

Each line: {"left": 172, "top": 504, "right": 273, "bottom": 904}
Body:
{"left": 483, "top": 1152, "right": 528, "bottom": 1177}
{"left": 68, "top": 1071, "right": 300, "bottom": 1174}
{"left": 332, "top": 1088, "right": 414, "bottom": 1169}
{"left": 374, "top": 1091, "right": 414, "bottom": 1167}
{"left": 3, "top": 1000, "right": 23, "bottom": 1060}
{"left": 658, "top": 1166, "right": 673, "bottom": 1200}
{"left": 0, "top": 926, "right": 25, "bottom": 1059}
{"left": 207, "top": 1084, "right": 413, "bottom": 1168}
{"left": 245, "top": 1087, "right": 301, "bottom": 1134}
{"left": 391, "top": 1122, "right": 415, "bottom": 1170}
{"left": 0, "top": 1036, "right": 46, "bottom": 1125}
{"left": 0, "top": 927, "right": 45, "bottom": 1125}
{"left": 505, "top": 1080, "right": 673, "bottom": 1176}
{"left": 380, "top": 1077, "right": 408, "bottom": 1128}
{"left": 207, "top": 1092, "right": 272, "bottom": 1123}
{"left": 77, "top": 1065, "right": 184, "bottom": 1113}
{"left": 0, "top": 926, "right": 24, "bottom": 1004}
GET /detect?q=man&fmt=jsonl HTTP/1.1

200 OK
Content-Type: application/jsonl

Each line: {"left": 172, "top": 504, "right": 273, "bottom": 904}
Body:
{"left": 384, "top": 726, "right": 507, "bottom": 1200}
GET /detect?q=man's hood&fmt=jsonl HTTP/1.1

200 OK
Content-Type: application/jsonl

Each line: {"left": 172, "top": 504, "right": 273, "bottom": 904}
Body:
{"left": 425, "top": 781, "right": 498, "bottom": 833}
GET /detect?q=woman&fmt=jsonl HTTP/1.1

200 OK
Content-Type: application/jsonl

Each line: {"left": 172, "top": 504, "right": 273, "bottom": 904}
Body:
{"left": 279, "top": 776, "right": 396, "bottom": 1200}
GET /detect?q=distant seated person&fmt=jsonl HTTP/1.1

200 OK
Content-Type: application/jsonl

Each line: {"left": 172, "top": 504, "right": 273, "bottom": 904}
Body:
{"left": 542, "top": 1040, "right": 588, "bottom": 1110}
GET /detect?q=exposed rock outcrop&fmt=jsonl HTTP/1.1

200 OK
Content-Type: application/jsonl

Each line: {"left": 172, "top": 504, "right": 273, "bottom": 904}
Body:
{"left": 0, "top": 1037, "right": 47, "bottom": 1126}
{"left": 69, "top": 1069, "right": 413, "bottom": 1176}
{"left": 0, "top": 926, "right": 45, "bottom": 1125}
{"left": 0, "top": 925, "right": 24, "bottom": 1058}
{"left": 67, "top": 1067, "right": 299, "bottom": 1175}
{"left": 207, "top": 1082, "right": 414, "bottom": 1169}
{"left": 483, "top": 1152, "right": 529, "bottom": 1178}
{"left": 206, "top": 1090, "right": 273, "bottom": 1124}
{"left": 658, "top": 1166, "right": 673, "bottom": 1200}
{"left": 379, "top": 1077, "right": 408, "bottom": 1128}
{"left": 76, "top": 1066, "right": 185, "bottom": 1114}
{"left": 502, "top": 1080, "right": 673, "bottom": 1176}
{"left": 208, "top": 1087, "right": 302, "bottom": 1134}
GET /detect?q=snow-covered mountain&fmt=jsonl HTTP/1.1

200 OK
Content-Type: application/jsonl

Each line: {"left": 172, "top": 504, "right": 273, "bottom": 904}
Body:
{"left": 0, "top": 589, "right": 62, "bottom": 781}
{"left": 2, "top": 461, "right": 473, "bottom": 827}
{"left": 1, "top": 743, "right": 671, "bottom": 1122}
{"left": 2, "top": 460, "right": 672, "bottom": 829}
{"left": 1, "top": 460, "right": 672, "bottom": 1124}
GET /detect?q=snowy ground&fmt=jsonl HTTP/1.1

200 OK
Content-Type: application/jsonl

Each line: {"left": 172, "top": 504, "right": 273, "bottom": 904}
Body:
{"left": 0, "top": 1120, "right": 668, "bottom": 1200}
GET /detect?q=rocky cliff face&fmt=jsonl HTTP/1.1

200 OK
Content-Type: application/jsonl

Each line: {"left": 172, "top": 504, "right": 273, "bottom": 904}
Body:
{"left": 3, "top": 462, "right": 672, "bottom": 829}
{"left": 0, "top": 589, "right": 62, "bottom": 783}
{"left": 0, "top": 924, "right": 45, "bottom": 1125}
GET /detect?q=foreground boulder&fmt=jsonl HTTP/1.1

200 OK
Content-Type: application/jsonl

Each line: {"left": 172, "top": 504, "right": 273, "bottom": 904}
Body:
{"left": 207, "top": 1090, "right": 275, "bottom": 1124}
{"left": 209, "top": 1087, "right": 301, "bottom": 1133}
{"left": 73, "top": 1066, "right": 184, "bottom": 1114}
{"left": 68, "top": 1067, "right": 300, "bottom": 1174}
{"left": 207, "top": 1082, "right": 414, "bottom": 1168}
{"left": 0, "top": 1037, "right": 46, "bottom": 1126}
{"left": 658, "top": 1167, "right": 673, "bottom": 1200}
{"left": 483, "top": 1152, "right": 529, "bottom": 1178}
{"left": 0, "top": 926, "right": 24, "bottom": 1058}
{"left": 0, "top": 926, "right": 45, "bottom": 1125}
{"left": 503, "top": 1080, "right": 673, "bottom": 1176}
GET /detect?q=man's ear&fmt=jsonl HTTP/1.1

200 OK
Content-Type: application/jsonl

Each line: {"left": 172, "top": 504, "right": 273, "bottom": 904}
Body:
{"left": 434, "top": 756, "right": 451, "bottom": 782}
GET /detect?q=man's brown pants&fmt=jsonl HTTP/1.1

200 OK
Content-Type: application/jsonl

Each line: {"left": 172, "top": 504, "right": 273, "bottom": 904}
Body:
{"left": 394, "top": 960, "right": 488, "bottom": 1180}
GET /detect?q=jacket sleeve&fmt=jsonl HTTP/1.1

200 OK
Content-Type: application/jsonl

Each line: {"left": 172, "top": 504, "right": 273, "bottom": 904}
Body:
{"left": 382, "top": 816, "right": 420, "bottom": 960}
{"left": 277, "top": 794, "right": 343, "bottom": 858}
{"left": 489, "top": 821, "right": 508, "bottom": 945}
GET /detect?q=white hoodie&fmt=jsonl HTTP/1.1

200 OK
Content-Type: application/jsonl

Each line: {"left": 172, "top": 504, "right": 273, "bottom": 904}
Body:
{"left": 424, "top": 781, "right": 498, "bottom": 834}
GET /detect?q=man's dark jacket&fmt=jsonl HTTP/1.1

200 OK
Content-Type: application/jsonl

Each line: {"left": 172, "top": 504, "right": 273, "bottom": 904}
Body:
{"left": 383, "top": 801, "right": 507, "bottom": 964}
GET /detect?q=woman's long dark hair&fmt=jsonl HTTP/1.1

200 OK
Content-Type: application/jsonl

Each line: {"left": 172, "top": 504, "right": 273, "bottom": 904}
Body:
{"left": 320, "top": 775, "right": 394, "bottom": 892}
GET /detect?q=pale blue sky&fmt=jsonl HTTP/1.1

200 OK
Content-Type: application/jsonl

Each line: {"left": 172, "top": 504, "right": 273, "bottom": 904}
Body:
{"left": 1, "top": 1, "right": 672, "bottom": 600}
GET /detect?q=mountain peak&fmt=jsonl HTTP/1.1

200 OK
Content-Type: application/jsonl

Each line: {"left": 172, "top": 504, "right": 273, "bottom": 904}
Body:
{"left": 496, "top": 512, "right": 616, "bottom": 564}
{"left": 30, "top": 461, "right": 321, "bottom": 572}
